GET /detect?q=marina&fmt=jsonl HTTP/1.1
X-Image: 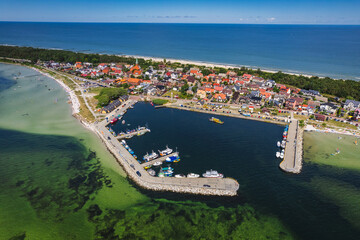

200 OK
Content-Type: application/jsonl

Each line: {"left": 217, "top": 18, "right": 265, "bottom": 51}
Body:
{"left": 95, "top": 100, "right": 240, "bottom": 196}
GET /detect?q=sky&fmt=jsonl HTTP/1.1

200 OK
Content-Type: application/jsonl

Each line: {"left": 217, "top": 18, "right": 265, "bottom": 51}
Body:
{"left": 0, "top": 0, "right": 359, "bottom": 24}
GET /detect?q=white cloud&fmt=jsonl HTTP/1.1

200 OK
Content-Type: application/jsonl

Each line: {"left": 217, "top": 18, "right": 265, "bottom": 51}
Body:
{"left": 267, "top": 17, "right": 276, "bottom": 22}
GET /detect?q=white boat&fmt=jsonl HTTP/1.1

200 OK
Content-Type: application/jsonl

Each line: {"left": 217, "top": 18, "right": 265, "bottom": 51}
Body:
{"left": 148, "top": 151, "right": 158, "bottom": 160}
{"left": 158, "top": 146, "right": 173, "bottom": 156}
{"left": 277, "top": 141, "right": 281, "bottom": 147}
{"left": 147, "top": 169, "right": 156, "bottom": 176}
{"left": 281, "top": 140, "right": 286, "bottom": 148}
{"left": 122, "top": 120, "right": 125, "bottom": 124}
{"left": 175, "top": 174, "right": 185, "bottom": 178}
{"left": 121, "top": 140, "right": 126, "bottom": 145}
{"left": 280, "top": 152, "right": 284, "bottom": 159}
{"left": 276, "top": 152, "right": 280, "bottom": 158}
{"left": 143, "top": 152, "right": 150, "bottom": 161}
{"left": 187, "top": 173, "right": 200, "bottom": 178}
{"left": 202, "top": 170, "right": 224, "bottom": 178}
{"left": 153, "top": 161, "right": 162, "bottom": 166}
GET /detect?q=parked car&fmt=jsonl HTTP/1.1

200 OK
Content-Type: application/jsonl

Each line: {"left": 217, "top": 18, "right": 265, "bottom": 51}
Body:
{"left": 136, "top": 171, "right": 141, "bottom": 177}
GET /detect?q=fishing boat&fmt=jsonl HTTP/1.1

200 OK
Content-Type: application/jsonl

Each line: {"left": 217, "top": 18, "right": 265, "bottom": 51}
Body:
{"left": 148, "top": 151, "right": 158, "bottom": 160}
{"left": 187, "top": 173, "right": 200, "bottom": 178}
{"left": 165, "top": 155, "right": 180, "bottom": 163}
{"left": 110, "top": 118, "right": 118, "bottom": 124}
{"left": 202, "top": 170, "right": 224, "bottom": 178}
{"left": 277, "top": 141, "right": 281, "bottom": 147}
{"left": 147, "top": 169, "right": 156, "bottom": 176}
{"left": 209, "top": 117, "right": 224, "bottom": 124}
{"left": 159, "top": 146, "right": 173, "bottom": 156}
{"left": 143, "top": 152, "right": 150, "bottom": 161}
{"left": 175, "top": 174, "right": 186, "bottom": 178}
{"left": 153, "top": 161, "right": 162, "bottom": 166}
{"left": 276, "top": 152, "right": 280, "bottom": 158}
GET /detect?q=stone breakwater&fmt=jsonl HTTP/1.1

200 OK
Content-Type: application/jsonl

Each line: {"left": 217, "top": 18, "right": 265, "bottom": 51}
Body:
{"left": 31, "top": 67, "right": 80, "bottom": 114}
{"left": 280, "top": 120, "right": 302, "bottom": 174}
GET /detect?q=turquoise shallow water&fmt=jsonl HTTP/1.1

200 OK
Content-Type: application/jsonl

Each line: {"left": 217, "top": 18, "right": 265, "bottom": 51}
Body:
{"left": 1, "top": 63, "right": 360, "bottom": 239}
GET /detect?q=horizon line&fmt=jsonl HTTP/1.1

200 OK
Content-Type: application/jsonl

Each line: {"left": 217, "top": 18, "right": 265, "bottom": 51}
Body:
{"left": 0, "top": 20, "right": 359, "bottom": 26}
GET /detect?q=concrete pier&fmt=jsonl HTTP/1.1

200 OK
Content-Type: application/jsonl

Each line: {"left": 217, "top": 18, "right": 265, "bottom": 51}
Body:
{"left": 95, "top": 100, "right": 240, "bottom": 196}
{"left": 279, "top": 118, "right": 303, "bottom": 173}
{"left": 141, "top": 152, "right": 178, "bottom": 168}
{"left": 115, "top": 128, "right": 150, "bottom": 140}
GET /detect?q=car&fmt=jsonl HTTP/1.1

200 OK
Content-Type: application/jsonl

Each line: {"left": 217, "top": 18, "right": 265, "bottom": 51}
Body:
{"left": 130, "top": 164, "right": 135, "bottom": 170}
{"left": 203, "top": 184, "right": 211, "bottom": 188}
{"left": 136, "top": 171, "right": 141, "bottom": 177}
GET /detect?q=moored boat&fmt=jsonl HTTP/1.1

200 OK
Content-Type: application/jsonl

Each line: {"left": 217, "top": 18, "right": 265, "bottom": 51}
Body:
{"left": 159, "top": 146, "right": 173, "bottom": 156}
{"left": 187, "top": 173, "right": 200, "bottom": 178}
{"left": 153, "top": 161, "right": 162, "bottom": 166}
{"left": 147, "top": 169, "right": 156, "bottom": 176}
{"left": 202, "top": 170, "right": 224, "bottom": 178}
{"left": 165, "top": 155, "right": 180, "bottom": 163}
{"left": 144, "top": 165, "right": 152, "bottom": 170}
{"left": 148, "top": 150, "right": 158, "bottom": 160}
{"left": 175, "top": 174, "right": 186, "bottom": 178}
{"left": 209, "top": 117, "right": 224, "bottom": 124}
{"left": 276, "top": 152, "right": 280, "bottom": 158}
{"left": 277, "top": 141, "right": 281, "bottom": 147}
{"left": 110, "top": 118, "right": 118, "bottom": 124}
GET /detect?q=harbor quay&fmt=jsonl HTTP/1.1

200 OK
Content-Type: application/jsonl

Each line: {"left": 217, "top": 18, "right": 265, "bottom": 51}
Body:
{"left": 94, "top": 100, "right": 240, "bottom": 196}
{"left": 279, "top": 119, "right": 303, "bottom": 173}
{"left": 115, "top": 128, "right": 150, "bottom": 140}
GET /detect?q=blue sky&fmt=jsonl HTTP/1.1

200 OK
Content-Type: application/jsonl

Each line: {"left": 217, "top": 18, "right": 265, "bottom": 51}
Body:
{"left": 0, "top": 0, "right": 359, "bottom": 24}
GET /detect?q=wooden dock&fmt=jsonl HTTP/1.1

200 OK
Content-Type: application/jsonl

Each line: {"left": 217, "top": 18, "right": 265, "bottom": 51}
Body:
{"left": 141, "top": 152, "right": 178, "bottom": 168}
{"left": 115, "top": 128, "right": 150, "bottom": 140}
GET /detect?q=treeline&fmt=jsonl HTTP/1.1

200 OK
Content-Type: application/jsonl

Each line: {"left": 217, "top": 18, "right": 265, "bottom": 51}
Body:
{"left": 0, "top": 45, "right": 136, "bottom": 65}
{"left": 1, "top": 45, "right": 360, "bottom": 100}
{"left": 95, "top": 88, "right": 127, "bottom": 107}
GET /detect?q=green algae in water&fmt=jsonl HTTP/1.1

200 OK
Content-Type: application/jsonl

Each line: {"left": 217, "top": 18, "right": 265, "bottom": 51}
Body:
{"left": 304, "top": 132, "right": 360, "bottom": 172}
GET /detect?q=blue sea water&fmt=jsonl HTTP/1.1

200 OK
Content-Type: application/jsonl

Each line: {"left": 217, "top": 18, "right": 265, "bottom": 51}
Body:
{"left": 0, "top": 22, "right": 360, "bottom": 80}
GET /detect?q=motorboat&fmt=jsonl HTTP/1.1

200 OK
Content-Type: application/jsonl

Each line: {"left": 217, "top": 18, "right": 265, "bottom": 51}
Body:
{"left": 153, "top": 161, "right": 162, "bottom": 166}
{"left": 209, "top": 117, "right": 224, "bottom": 124}
{"left": 280, "top": 152, "right": 284, "bottom": 159}
{"left": 187, "top": 173, "right": 200, "bottom": 178}
{"left": 165, "top": 155, "right": 180, "bottom": 163}
{"left": 147, "top": 169, "right": 156, "bottom": 176}
{"left": 277, "top": 141, "right": 281, "bottom": 147}
{"left": 143, "top": 152, "right": 150, "bottom": 161}
{"left": 159, "top": 146, "right": 173, "bottom": 156}
{"left": 175, "top": 174, "right": 186, "bottom": 178}
{"left": 110, "top": 118, "right": 118, "bottom": 124}
{"left": 202, "top": 170, "right": 224, "bottom": 178}
{"left": 276, "top": 152, "right": 280, "bottom": 158}
{"left": 148, "top": 151, "right": 158, "bottom": 160}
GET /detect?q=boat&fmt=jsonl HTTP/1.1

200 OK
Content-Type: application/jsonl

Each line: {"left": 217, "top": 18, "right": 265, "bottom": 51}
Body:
{"left": 159, "top": 146, "right": 173, "bottom": 156}
{"left": 281, "top": 140, "right": 286, "bottom": 148}
{"left": 144, "top": 165, "right": 152, "bottom": 170}
{"left": 187, "top": 173, "right": 200, "bottom": 178}
{"left": 125, "top": 145, "right": 129, "bottom": 150}
{"left": 153, "top": 161, "right": 162, "bottom": 166}
{"left": 121, "top": 140, "right": 126, "bottom": 145}
{"left": 148, "top": 151, "right": 158, "bottom": 160}
{"left": 276, "top": 152, "right": 280, "bottom": 158}
{"left": 147, "top": 169, "right": 156, "bottom": 176}
{"left": 158, "top": 172, "right": 165, "bottom": 177}
{"left": 277, "top": 141, "right": 281, "bottom": 147}
{"left": 164, "top": 172, "right": 173, "bottom": 177}
{"left": 133, "top": 155, "right": 137, "bottom": 159}
{"left": 143, "top": 152, "right": 150, "bottom": 161}
{"left": 209, "top": 117, "right": 224, "bottom": 124}
{"left": 162, "top": 167, "right": 174, "bottom": 171}
{"left": 122, "top": 120, "right": 125, "bottom": 124}
{"left": 165, "top": 155, "right": 180, "bottom": 163}
{"left": 110, "top": 118, "right": 118, "bottom": 124}
{"left": 280, "top": 152, "right": 284, "bottom": 159}
{"left": 175, "top": 174, "right": 186, "bottom": 178}
{"left": 128, "top": 149, "right": 134, "bottom": 155}
{"left": 202, "top": 170, "right": 224, "bottom": 178}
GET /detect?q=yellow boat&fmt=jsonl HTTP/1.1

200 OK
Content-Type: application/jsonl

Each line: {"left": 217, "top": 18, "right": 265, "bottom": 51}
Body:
{"left": 209, "top": 117, "right": 224, "bottom": 124}
{"left": 144, "top": 165, "right": 152, "bottom": 170}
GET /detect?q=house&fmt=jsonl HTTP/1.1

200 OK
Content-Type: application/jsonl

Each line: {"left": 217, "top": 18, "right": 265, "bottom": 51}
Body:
{"left": 320, "top": 102, "right": 339, "bottom": 114}
{"left": 301, "top": 89, "right": 321, "bottom": 96}
{"left": 214, "top": 86, "right": 224, "bottom": 92}
{"left": 127, "top": 78, "right": 142, "bottom": 86}
{"left": 314, "top": 113, "right": 327, "bottom": 121}
{"left": 213, "top": 93, "right": 227, "bottom": 102}
{"left": 265, "top": 80, "right": 276, "bottom": 88}
{"left": 344, "top": 99, "right": 360, "bottom": 111}
{"left": 187, "top": 76, "right": 196, "bottom": 86}
{"left": 196, "top": 89, "right": 207, "bottom": 99}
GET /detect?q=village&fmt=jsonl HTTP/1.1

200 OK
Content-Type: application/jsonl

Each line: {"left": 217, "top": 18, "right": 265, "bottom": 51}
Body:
{"left": 41, "top": 59, "right": 360, "bottom": 130}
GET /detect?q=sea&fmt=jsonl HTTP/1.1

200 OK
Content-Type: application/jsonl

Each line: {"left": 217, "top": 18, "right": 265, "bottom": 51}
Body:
{"left": 0, "top": 22, "right": 360, "bottom": 80}
{"left": 1, "top": 63, "right": 360, "bottom": 239}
